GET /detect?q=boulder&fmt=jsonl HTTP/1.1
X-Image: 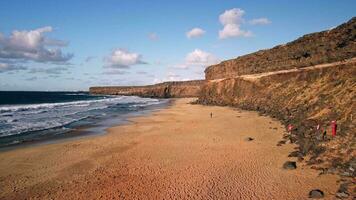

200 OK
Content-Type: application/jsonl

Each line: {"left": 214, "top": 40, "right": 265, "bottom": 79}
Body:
{"left": 244, "top": 137, "right": 254, "bottom": 141}
{"left": 283, "top": 161, "right": 297, "bottom": 170}
{"left": 308, "top": 189, "right": 324, "bottom": 198}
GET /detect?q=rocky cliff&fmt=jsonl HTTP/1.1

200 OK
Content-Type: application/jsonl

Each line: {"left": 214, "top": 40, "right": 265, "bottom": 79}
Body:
{"left": 205, "top": 17, "right": 356, "bottom": 80}
{"left": 198, "top": 18, "right": 356, "bottom": 196}
{"left": 90, "top": 80, "right": 204, "bottom": 98}
{"left": 199, "top": 59, "right": 356, "bottom": 196}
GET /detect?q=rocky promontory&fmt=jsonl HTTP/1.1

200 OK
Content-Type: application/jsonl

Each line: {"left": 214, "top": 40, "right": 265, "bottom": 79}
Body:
{"left": 90, "top": 80, "right": 204, "bottom": 98}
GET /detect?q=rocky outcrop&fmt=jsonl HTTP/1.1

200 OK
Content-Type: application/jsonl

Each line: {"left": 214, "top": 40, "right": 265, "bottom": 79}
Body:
{"left": 89, "top": 80, "right": 204, "bottom": 98}
{"left": 205, "top": 17, "right": 356, "bottom": 80}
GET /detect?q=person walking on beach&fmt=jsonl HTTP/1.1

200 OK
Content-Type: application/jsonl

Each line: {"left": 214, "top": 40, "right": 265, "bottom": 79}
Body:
{"left": 210, "top": 112, "right": 213, "bottom": 118}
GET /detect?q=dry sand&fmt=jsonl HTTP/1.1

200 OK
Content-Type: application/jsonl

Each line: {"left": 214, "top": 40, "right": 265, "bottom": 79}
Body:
{"left": 0, "top": 98, "right": 339, "bottom": 199}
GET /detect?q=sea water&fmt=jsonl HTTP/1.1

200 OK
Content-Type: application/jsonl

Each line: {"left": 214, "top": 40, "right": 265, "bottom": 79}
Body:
{"left": 0, "top": 91, "right": 168, "bottom": 148}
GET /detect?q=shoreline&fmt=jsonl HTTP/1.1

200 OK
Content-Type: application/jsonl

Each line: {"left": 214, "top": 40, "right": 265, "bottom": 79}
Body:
{"left": 0, "top": 98, "right": 339, "bottom": 199}
{"left": 0, "top": 98, "right": 171, "bottom": 152}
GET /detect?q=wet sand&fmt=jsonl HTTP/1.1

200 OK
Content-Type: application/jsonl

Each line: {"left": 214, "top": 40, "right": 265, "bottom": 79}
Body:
{"left": 0, "top": 98, "right": 338, "bottom": 199}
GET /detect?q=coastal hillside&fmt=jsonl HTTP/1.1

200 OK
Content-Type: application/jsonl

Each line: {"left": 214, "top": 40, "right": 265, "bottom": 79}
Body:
{"left": 89, "top": 80, "right": 204, "bottom": 98}
{"left": 205, "top": 17, "right": 356, "bottom": 80}
{"left": 199, "top": 58, "right": 355, "bottom": 167}
{"left": 198, "top": 18, "right": 356, "bottom": 196}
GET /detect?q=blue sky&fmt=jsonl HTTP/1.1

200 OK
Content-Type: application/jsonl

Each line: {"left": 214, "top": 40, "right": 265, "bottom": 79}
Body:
{"left": 0, "top": 0, "right": 355, "bottom": 91}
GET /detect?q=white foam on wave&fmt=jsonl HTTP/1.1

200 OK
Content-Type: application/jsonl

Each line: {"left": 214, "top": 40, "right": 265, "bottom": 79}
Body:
{"left": 0, "top": 116, "right": 90, "bottom": 137}
{"left": 0, "top": 96, "right": 165, "bottom": 138}
{"left": 0, "top": 95, "right": 160, "bottom": 113}
{"left": 0, "top": 96, "right": 123, "bottom": 113}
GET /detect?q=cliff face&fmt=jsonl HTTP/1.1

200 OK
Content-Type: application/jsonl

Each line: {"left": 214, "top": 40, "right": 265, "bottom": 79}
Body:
{"left": 90, "top": 80, "right": 204, "bottom": 98}
{"left": 199, "top": 59, "right": 355, "bottom": 136}
{"left": 198, "top": 58, "right": 356, "bottom": 182}
{"left": 198, "top": 18, "right": 356, "bottom": 191}
{"left": 205, "top": 17, "right": 356, "bottom": 80}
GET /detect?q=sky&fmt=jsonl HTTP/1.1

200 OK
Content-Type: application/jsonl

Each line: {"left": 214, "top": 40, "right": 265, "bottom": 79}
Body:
{"left": 0, "top": 0, "right": 355, "bottom": 91}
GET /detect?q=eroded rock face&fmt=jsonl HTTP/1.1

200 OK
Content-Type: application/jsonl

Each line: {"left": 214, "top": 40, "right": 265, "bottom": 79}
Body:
{"left": 89, "top": 80, "right": 204, "bottom": 98}
{"left": 205, "top": 17, "right": 356, "bottom": 80}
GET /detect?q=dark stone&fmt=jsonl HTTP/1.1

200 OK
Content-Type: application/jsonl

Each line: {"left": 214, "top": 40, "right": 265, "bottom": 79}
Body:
{"left": 283, "top": 161, "right": 297, "bottom": 170}
{"left": 300, "top": 138, "right": 314, "bottom": 155}
{"left": 312, "top": 146, "right": 326, "bottom": 156}
{"left": 277, "top": 140, "right": 286, "bottom": 146}
{"left": 289, "top": 136, "right": 297, "bottom": 143}
{"left": 302, "top": 51, "right": 311, "bottom": 58}
{"left": 244, "top": 137, "right": 254, "bottom": 141}
{"left": 308, "top": 189, "right": 324, "bottom": 198}
{"left": 298, "top": 157, "right": 304, "bottom": 162}
{"left": 288, "top": 151, "right": 302, "bottom": 157}
{"left": 337, "top": 182, "right": 349, "bottom": 194}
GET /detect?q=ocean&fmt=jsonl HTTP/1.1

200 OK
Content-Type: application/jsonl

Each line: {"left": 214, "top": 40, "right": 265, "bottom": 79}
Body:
{"left": 0, "top": 91, "right": 168, "bottom": 148}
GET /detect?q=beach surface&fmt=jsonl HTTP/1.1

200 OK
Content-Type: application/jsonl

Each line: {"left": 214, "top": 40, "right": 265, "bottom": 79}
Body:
{"left": 0, "top": 98, "right": 338, "bottom": 199}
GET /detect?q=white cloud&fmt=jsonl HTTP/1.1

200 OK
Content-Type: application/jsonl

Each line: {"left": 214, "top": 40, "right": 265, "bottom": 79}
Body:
{"left": 218, "top": 8, "right": 252, "bottom": 39}
{"left": 171, "top": 49, "right": 220, "bottom": 70}
{"left": 219, "top": 24, "right": 252, "bottom": 39}
{"left": 0, "top": 26, "right": 73, "bottom": 63}
{"left": 8, "top": 26, "right": 53, "bottom": 51}
{"left": 219, "top": 8, "right": 245, "bottom": 25}
{"left": 186, "top": 28, "right": 205, "bottom": 39}
{"left": 148, "top": 33, "right": 158, "bottom": 41}
{"left": 104, "top": 49, "right": 146, "bottom": 69}
{"left": 249, "top": 18, "right": 271, "bottom": 25}
{"left": 185, "top": 49, "right": 220, "bottom": 67}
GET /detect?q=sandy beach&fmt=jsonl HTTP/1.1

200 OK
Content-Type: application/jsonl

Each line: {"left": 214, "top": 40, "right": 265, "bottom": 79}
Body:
{"left": 0, "top": 98, "right": 339, "bottom": 199}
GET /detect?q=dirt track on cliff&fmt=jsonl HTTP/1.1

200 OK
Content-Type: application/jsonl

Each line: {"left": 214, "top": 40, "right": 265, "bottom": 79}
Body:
{"left": 210, "top": 58, "right": 356, "bottom": 83}
{"left": 0, "top": 99, "right": 339, "bottom": 199}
